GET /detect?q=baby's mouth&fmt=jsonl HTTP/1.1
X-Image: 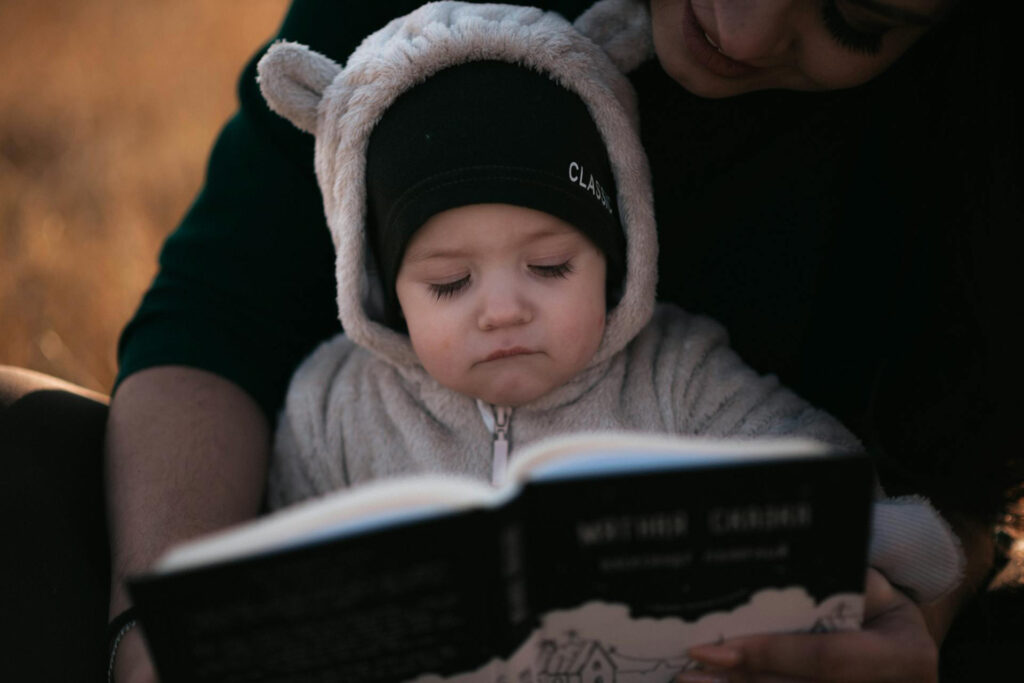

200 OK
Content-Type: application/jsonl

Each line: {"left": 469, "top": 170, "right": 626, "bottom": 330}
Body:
{"left": 483, "top": 347, "right": 534, "bottom": 362}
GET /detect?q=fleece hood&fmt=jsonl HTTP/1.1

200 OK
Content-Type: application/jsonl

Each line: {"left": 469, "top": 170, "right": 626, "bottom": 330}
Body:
{"left": 257, "top": 0, "right": 657, "bottom": 372}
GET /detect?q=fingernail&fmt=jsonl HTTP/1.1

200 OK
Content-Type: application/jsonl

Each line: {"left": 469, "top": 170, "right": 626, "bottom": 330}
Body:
{"left": 676, "top": 672, "right": 727, "bottom": 683}
{"left": 688, "top": 645, "right": 741, "bottom": 668}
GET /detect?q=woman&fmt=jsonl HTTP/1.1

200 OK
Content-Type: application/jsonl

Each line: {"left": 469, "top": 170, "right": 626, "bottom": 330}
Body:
{"left": 3, "top": 1, "right": 1017, "bottom": 681}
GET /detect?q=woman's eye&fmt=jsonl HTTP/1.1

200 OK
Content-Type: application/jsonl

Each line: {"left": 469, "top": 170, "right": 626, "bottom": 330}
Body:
{"left": 429, "top": 275, "right": 470, "bottom": 300}
{"left": 530, "top": 261, "right": 574, "bottom": 279}
{"left": 820, "top": 0, "right": 888, "bottom": 55}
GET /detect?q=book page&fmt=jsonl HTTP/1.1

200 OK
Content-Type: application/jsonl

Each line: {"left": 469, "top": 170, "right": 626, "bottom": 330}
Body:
{"left": 156, "top": 475, "right": 501, "bottom": 573}
{"left": 508, "top": 433, "right": 833, "bottom": 484}
{"left": 410, "top": 592, "right": 863, "bottom": 683}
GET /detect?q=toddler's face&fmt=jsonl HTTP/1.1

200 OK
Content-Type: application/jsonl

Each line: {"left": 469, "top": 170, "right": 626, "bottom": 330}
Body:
{"left": 395, "top": 203, "right": 607, "bottom": 406}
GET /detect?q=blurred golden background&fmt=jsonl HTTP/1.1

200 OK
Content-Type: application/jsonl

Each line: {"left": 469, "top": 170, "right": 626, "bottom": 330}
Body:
{"left": 0, "top": 0, "right": 289, "bottom": 393}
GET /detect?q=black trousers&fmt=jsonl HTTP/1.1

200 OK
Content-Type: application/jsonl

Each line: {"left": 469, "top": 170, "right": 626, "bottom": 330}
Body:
{"left": 0, "top": 366, "right": 110, "bottom": 682}
{"left": 1, "top": 365, "right": 1019, "bottom": 682}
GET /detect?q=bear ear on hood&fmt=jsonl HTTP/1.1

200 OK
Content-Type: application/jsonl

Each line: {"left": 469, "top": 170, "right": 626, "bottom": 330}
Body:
{"left": 257, "top": 41, "right": 342, "bottom": 135}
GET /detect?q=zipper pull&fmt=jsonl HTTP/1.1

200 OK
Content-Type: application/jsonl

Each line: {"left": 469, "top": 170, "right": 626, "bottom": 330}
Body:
{"left": 491, "top": 405, "right": 511, "bottom": 486}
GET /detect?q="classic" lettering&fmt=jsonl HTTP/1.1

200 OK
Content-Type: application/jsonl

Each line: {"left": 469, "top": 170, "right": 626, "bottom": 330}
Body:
{"left": 568, "top": 161, "right": 613, "bottom": 214}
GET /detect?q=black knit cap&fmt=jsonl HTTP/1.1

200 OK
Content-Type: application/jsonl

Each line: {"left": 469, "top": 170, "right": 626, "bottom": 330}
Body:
{"left": 365, "top": 60, "right": 625, "bottom": 327}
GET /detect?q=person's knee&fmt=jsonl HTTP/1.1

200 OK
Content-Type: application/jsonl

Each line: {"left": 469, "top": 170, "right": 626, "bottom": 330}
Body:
{"left": 0, "top": 365, "right": 109, "bottom": 464}
{"left": 0, "top": 364, "right": 108, "bottom": 410}
{"left": 0, "top": 363, "right": 111, "bottom": 561}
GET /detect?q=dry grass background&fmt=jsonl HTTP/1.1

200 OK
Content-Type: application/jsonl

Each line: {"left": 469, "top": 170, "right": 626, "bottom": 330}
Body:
{"left": 0, "top": 0, "right": 289, "bottom": 393}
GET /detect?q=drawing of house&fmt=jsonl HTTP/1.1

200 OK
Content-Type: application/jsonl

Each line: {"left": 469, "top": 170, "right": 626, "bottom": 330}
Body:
{"left": 536, "top": 634, "right": 617, "bottom": 683}
{"left": 534, "top": 632, "right": 688, "bottom": 683}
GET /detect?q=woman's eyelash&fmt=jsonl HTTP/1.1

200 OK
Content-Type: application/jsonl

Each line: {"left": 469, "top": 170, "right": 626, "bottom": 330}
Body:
{"left": 429, "top": 276, "right": 469, "bottom": 300}
{"left": 820, "top": 0, "right": 886, "bottom": 55}
{"left": 530, "top": 261, "right": 574, "bottom": 279}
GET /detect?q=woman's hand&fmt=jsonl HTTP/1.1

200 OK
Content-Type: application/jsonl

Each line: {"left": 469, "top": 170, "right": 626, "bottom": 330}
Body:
{"left": 111, "top": 628, "right": 158, "bottom": 683}
{"left": 678, "top": 568, "right": 938, "bottom": 682}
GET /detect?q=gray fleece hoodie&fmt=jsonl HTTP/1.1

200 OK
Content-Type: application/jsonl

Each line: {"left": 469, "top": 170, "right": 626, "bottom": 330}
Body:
{"left": 257, "top": 0, "right": 963, "bottom": 602}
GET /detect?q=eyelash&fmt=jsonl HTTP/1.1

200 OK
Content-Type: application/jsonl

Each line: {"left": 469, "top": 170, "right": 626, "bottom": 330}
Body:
{"left": 820, "top": 0, "right": 886, "bottom": 55}
{"left": 430, "top": 276, "right": 469, "bottom": 301}
{"left": 530, "top": 261, "right": 574, "bottom": 279}
{"left": 427, "top": 261, "right": 574, "bottom": 300}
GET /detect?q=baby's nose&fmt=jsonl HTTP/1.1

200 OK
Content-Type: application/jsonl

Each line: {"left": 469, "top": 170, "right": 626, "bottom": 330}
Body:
{"left": 477, "top": 285, "right": 532, "bottom": 330}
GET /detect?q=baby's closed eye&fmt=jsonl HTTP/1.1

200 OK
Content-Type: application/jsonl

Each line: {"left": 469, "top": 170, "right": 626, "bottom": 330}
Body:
{"left": 529, "top": 261, "right": 574, "bottom": 279}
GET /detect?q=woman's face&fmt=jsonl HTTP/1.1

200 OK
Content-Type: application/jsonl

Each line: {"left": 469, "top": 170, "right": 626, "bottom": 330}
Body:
{"left": 649, "top": 0, "right": 954, "bottom": 97}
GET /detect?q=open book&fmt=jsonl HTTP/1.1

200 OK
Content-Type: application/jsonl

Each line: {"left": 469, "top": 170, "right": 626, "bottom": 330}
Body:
{"left": 130, "top": 433, "right": 873, "bottom": 683}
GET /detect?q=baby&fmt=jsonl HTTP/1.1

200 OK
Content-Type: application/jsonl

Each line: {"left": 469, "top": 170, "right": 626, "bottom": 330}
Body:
{"left": 257, "top": 2, "right": 961, "bottom": 602}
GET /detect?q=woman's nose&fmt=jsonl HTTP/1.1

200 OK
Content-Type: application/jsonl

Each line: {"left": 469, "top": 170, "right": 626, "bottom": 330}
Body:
{"left": 701, "top": 0, "right": 798, "bottom": 63}
{"left": 477, "top": 280, "right": 532, "bottom": 331}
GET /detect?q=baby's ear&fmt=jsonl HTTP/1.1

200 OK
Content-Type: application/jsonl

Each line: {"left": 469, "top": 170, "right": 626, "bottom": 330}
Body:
{"left": 257, "top": 41, "right": 341, "bottom": 135}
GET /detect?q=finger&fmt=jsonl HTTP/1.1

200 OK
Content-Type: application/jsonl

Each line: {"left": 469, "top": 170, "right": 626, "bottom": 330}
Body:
{"left": 677, "top": 669, "right": 812, "bottom": 683}
{"left": 693, "top": 627, "right": 936, "bottom": 683}
{"left": 863, "top": 566, "right": 903, "bottom": 621}
{"left": 741, "top": 674, "right": 815, "bottom": 683}
{"left": 687, "top": 568, "right": 937, "bottom": 682}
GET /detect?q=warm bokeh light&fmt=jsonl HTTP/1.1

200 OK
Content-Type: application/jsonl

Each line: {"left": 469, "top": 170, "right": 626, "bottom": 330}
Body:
{"left": 0, "top": 0, "right": 289, "bottom": 393}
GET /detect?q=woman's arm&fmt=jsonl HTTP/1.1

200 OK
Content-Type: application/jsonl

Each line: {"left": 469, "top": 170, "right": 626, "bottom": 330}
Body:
{"left": 105, "top": 367, "right": 270, "bottom": 682}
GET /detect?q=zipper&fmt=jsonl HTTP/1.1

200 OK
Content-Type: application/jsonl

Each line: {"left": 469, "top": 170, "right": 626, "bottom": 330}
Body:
{"left": 492, "top": 405, "right": 511, "bottom": 486}
{"left": 477, "top": 400, "right": 513, "bottom": 486}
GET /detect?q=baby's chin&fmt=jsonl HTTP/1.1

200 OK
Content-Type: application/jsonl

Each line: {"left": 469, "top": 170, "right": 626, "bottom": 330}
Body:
{"left": 472, "top": 386, "right": 546, "bottom": 408}
{"left": 467, "top": 374, "right": 557, "bottom": 408}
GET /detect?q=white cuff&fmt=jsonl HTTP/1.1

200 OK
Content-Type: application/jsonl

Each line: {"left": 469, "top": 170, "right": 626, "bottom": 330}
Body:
{"left": 869, "top": 496, "right": 965, "bottom": 602}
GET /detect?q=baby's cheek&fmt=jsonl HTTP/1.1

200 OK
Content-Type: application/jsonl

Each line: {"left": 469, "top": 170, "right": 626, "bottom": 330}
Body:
{"left": 415, "top": 327, "right": 463, "bottom": 383}
{"left": 582, "top": 305, "right": 606, "bottom": 347}
{"left": 562, "top": 308, "right": 605, "bottom": 362}
{"left": 438, "top": 333, "right": 456, "bottom": 355}
{"left": 593, "top": 306, "right": 607, "bottom": 333}
{"left": 428, "top": 329, "right": 459, "bottom": 366}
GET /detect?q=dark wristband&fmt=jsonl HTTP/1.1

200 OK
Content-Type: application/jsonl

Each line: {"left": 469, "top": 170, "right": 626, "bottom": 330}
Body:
{"left": 107, "top": 607, "right": 138, "bottom": 645}
{"left": 107, "top": 607, "right": 139, "bottom": 683}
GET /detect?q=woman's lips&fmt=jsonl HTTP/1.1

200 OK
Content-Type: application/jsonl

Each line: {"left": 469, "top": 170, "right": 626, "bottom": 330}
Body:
{"left": 483, "top": 347, "right": 534, "bottom": 362}
{"left": 682, "top": 0, "right": 759, "bottom": 78}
